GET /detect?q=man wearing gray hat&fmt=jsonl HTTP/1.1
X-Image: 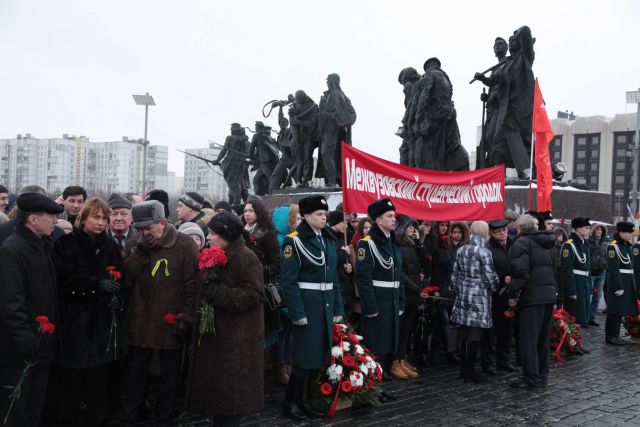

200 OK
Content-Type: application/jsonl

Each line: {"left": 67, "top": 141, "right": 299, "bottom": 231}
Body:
{"left": 0, "top": 193, "right": 64, "bottom": 426}
{"left": 175, "top": 192, "right": 209, "bottom": 237}
{"left": 119, "top": 200, "right": 198, "bottom": 425}
{"left": 107, "top": 193, "right": 138, "bottom": 256}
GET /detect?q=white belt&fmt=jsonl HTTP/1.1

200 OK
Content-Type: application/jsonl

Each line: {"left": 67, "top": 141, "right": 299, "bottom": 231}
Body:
{"left": 572, "top": 269, "right": 590, "bottom": 277}
{"left": 298, "top": 282, "right": 333, "bottom": 291}
{"left": 372, "top": 280, "right": 400, "bottom": 289}
{"left": 620, "top": 269, "right": 634, "bottom": 275}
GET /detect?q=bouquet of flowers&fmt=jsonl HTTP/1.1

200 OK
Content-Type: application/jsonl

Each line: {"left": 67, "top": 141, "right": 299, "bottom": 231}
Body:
{"left": 196, "top": 246, "right": 227, "bottom": 344}
{"left": 105, "top": 265, "right": 122, "bottom": 358}
{"left": 550, "top": 308, "right": 582, "bottom": 362}
{"left": 4, "top": 315, "right": 55, "bottom": 424}
{"left": 622, "top": 300, "right": 640, "bottom": 337}
{"left": 313, "top": 323, "right": 383, "bottom": 416}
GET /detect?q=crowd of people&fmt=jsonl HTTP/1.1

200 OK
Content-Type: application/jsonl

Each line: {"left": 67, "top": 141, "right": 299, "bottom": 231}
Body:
{"left": 0, "top": 183, "right": 639, "bottom": 427}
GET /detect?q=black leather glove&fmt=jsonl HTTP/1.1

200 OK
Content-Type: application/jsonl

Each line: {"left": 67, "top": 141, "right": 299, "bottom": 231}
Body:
{"left": 136, "top": 233, "right": 157, "bottom": 255}
{"left": 107, "top": 295, "right": 123, "bottom": 311}
{"left": 205, "top": 280, "right": 221, "bottom": 301}
{"left": 99, "top": 279, "right": 120, "bottom": 293}
{"left": 172, "top": 320, "right": 191, "bottom": 340}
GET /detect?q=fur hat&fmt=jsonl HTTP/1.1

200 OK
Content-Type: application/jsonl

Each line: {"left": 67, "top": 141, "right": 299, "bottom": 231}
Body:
{"left": 299, "top": 195, "right": 328, "bottom": 216}
{"left": 617, "top": 221, "right": 634, "bottom": 233}
{"left": 367, "top": 198, "right": 395, "bottom": 221}
{"left": 131, "top": 200, "right": 166, "bottom": 229}
{"left": 570, "top": 217, "right": 590, "bottom": 229}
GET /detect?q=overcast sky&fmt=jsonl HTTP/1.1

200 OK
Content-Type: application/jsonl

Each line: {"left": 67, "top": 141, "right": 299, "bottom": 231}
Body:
{"left": 1, "top": 0, "right": 638, "bottom": 176}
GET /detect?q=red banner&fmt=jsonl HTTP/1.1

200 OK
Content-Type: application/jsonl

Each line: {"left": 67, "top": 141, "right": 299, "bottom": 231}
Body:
{"left": 341, "top": 143, "right": 505, "bottom": 221}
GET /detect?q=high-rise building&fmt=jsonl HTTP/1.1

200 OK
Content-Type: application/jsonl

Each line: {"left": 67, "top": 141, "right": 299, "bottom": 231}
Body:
{"left": 550, "top": 113, "right": 637, "bottom": 218}
{"left": 183, "top": 143, "right": 227, "bottom": 201}
{"left": 0, "top": 134, "right": 170, "bottom": 194}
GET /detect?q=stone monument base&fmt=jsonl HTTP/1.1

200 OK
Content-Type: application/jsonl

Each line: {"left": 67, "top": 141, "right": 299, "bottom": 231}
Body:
{"left": 263, "top": 183, "right": 613, "bottom": 223}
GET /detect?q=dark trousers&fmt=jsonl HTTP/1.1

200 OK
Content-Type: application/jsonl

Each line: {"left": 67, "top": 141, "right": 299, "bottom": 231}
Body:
{"left": 518, "top": 304, "right": 553, "bottom": 387}
{"left": 396, "top": 305, "right": 419, "bottom": 359}
{"left": 284, "top": 367, "right": 311, "bottom": 406}
{"left": 60, "top": 365, "right": 109, "bottom": 427}
{"left": 481, "top": 305, "right": 514, "bottom": 368}
{"left": 605, "top": 315, "right": 622, "bottom": 339}
{"left": 0, "top": 362, "right": 50, "bottom": 427}
{"left": 120, "top": 346, "right": 181, "bottom": 425}
{"left": 320, "top": 120, "right": 340, "bottom": 187}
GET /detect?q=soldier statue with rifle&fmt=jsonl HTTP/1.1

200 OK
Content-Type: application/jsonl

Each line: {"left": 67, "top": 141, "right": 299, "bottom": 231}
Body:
{"left": 472, "top": 37, "right": 509, "bottom": 169}
{"left": 249, "top": 121, "right": 280, "bottom": 196}
{"left": 212, "top": 123, "right": 251, "bottom": 205}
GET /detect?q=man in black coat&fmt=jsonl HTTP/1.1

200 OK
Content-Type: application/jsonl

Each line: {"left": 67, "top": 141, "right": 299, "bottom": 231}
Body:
{"left": 0, "top": 193, "right": 64, "bottom": 426}
{"left": 481, "top": 219, "right": 516, "bottom": 374}
{"left": 508, "top": 214, "right": 557, "bottom": 390}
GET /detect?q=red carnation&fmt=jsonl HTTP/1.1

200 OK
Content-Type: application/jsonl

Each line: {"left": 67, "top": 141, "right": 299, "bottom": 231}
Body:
{"left": 164, "top": 313, "right": 177, "bottom": 325}
{"left": 111, "top": 271, "right": 122, "bottom": 280}
{"left": 41, "top": 322, "right": 55, "bottom": 334}
{"left": 320, "top": 382, "right": 333, "bottom": 396}
{"left": 503, "top": 310, "right": 515, "bottom": 319}
{"left": 35, "top": 315, "right": 49, "bottom": 324}
{"left": 366, "top": 379, "right": 374, "bottom": 390}
{"left": 343, "top": 354, "right": 357, "bottom": 368}
{"left": 341, "top": 381, "right": 353, "bottom": 393}
{"left": 105, "top": 265, "right": 117, "bottom": 272}
{"left": 348, "top": 333, "right": 360, "bottom": 343}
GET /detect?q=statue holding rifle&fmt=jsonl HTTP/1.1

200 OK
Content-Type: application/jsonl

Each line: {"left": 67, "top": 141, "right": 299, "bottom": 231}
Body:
{"left": 473, "top": 26, "right": 535, "bottom": 179}
{"left": 212, "top": 123, "right": 251, "bottom": 204}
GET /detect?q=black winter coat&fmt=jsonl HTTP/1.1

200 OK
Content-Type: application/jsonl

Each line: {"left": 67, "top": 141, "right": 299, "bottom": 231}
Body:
{"left": 489, "top": 236, "right": 512, "bottom": 310}
{"left": 0, "top": 224, "right": 60, "bottom": 366}
{"left": 398, "top": 238, "right": 427, "bottom": 308}
{"left": 509, "top": 231, "right": 557, "bottom": 306}
{"left": 53, "top": 228, "right": 126, "bottom": 369}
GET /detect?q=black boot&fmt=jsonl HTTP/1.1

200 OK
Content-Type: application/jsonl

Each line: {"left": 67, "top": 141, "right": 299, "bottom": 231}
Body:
{"left": 282, "top": 375, "right": 307, "bottom": 421}
{"left": 465, "top": 342, "right": 487, "bottom": 384}
{"left": 458, "top": 342, "right": 468, "bottom": 380}
{"left": 605, "top": 315, "right": 622, "bottom": 344}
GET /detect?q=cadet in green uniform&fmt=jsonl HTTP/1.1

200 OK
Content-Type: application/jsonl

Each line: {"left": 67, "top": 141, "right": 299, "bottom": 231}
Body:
{"left": 356, "top": 198, "right": 404, "bottom": 401}
{"left": 605, "top": 221, "right": 639, "bottom": 345}
{"left": 279, "top": 195, "right": 343, "bottom": 420}
{"left": 561, "top": 217, "right": 592, "bottom": 333}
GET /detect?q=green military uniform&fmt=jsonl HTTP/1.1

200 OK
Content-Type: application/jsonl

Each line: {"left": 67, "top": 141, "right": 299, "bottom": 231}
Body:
{"left": 356, "top": 224, "right": 405, "bottom": 356}
{"left": 280, "top": 221, "right": 344, "bottom": 369}
{"left": 605, "top": 237, "right": 639, "bottom": 317}
{"left": 561, "top": 234, "right": 592, "bottom": 324}
{"left": 633, "top": 241, "right": 640, "bottom": 298}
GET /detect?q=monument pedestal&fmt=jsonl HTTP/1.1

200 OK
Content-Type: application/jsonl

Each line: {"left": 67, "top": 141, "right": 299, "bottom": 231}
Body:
{"left": 264, "top": 183, "right": 612, "bottom": 223}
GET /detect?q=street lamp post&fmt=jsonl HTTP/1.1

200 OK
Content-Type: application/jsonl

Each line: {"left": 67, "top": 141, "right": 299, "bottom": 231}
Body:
{"left": 132, "top": 92, "right": 156, "bottom": 194}
{"left": 625, "top": 89, "right": 640, "bottom": 217}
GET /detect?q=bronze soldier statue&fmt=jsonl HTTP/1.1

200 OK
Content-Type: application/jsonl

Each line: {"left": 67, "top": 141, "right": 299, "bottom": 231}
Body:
{"left": 249, "top": 121, "right": 279, "bottom": 196}
{"left": 318, "top": 73, "right": 356, "bottom": 188}
{"left": 269, "top": 106, "right": 294, "bottom": 192}
{"left": 398, "top": 67, "right": 422, "bottom": 167}
{"left": 213, "top": 123, "right": 250, "bottom": 205}
{"left": 407, "top": 58, "right": 469, "bottom": 171}
{"left": 474, "top": 37, "right": 509, "bottom": 169}
{"left": 288, "top": 90, "right": 319, "bottom": 188}
{"left": 474, "top": 26, "right": 535, "bottom": 179}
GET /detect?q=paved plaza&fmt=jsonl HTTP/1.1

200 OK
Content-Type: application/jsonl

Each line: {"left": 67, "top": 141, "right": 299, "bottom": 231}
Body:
{"left": 176, "top": 315, "right": 640, "bottom": 426}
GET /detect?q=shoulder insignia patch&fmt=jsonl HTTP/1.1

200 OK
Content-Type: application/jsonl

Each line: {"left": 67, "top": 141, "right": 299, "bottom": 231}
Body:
{"left": 283, "top": 244, "right": 293, "bottom": 258}
{"left": 562, "top": 248, "right": 570, "bottom": 258}
{"left": 287, "top": 231, "right": 299, "bottom": 238}
{"left": 357, "top": 247, "right": 366, "bottom": 261}
{"left": 608, "top": 249, "right": 616, "bottom": 259}
{"left": 611, "top": 240, "right": 617, "bottom": 245}
{"left": 362, "top": 235, "right": 372, "bottom": 241}
{"left": 566, "top": 239, "right": 573, "bottom": 244}
{"left": 634, "top": 248, "right": 639, "bottom": 256}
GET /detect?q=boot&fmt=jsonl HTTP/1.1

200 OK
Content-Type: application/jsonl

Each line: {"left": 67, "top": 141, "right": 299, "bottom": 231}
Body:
{"left": 402, "top": 359, "right": 418, "bottom": 373}
{"left": 465, "top": 342, "right": 487, "bottom": 383}
{"left": 282, "top": 375, "right": 306, "bottom": 421}
{"left": 390, "top": 360, "right": 409, "bottom": 379}
{"left": 399, "top": 360, "right": 419, "bottom": 378}
{"left": 276, "top": 365, "right": 290, "bottom": 385}
{"left": 458, "top": 342, "right": 468, "bottom": 380}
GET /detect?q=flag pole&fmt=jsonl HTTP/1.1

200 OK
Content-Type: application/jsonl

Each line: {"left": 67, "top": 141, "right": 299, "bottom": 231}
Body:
{"left": 527, "top": 132, "right": 536, "bottom": 211}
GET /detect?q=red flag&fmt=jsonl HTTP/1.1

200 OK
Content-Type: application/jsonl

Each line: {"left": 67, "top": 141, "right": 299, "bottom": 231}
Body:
{"left": 533, "top": 78, "right": 554, "bottom": 212}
